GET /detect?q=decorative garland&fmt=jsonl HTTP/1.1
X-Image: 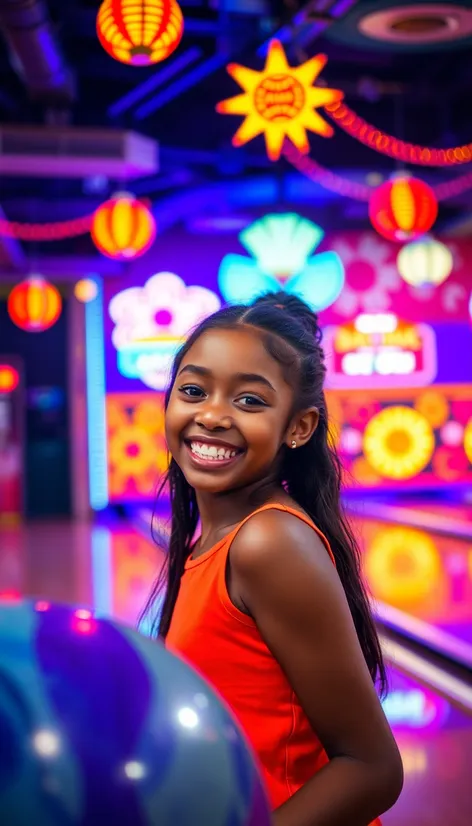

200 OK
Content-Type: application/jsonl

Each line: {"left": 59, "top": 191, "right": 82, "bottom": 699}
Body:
{"left": 0, "top": 214, "right": 94, "bottom": 241}
{"left": 283, "top": 142, "right": 472, "bottom": 202}
{"left": 325, "top": 102, "right": 472, "bottom": 167}
{"left": 433, "top": 170, "right": 472, "bottom": 200}
{"left": 283, "top": 141, "right": 371, "bottom": 200}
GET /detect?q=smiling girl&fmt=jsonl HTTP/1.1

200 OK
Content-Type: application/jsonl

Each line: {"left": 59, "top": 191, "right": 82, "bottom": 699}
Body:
{"left": 144, "top": 292, "right": 403, "bottom": 826}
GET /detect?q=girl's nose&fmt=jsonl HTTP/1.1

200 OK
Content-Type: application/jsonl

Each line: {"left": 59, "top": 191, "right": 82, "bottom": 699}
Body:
{"left": 194, "top": 402, "right": 232, "bottom": 431}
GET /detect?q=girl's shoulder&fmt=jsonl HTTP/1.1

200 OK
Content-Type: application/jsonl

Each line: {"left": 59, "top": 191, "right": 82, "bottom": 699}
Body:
{"left": 230, "top": 502, "right": 335, "bottom": 575}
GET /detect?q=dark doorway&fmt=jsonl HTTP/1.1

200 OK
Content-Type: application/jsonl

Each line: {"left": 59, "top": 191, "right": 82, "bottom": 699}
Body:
{"left": 0, "top": 298, "right": 71, "bottom": 518}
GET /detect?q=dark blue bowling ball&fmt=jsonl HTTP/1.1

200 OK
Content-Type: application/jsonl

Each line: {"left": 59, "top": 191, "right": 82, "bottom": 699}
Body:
{"left": 0, "top": 600, "right": 271, "bottom": 826}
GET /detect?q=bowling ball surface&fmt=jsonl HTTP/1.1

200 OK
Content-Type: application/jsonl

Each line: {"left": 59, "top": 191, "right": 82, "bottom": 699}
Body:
{"left": 0, "top": 600, "right": 271, "bottom": 826}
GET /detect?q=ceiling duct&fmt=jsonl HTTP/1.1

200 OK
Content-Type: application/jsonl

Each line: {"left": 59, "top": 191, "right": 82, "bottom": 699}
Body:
{"left": 0, "top": 125, "right": 159, "bottom": 178}
{"left": 0, "top": 0, "right": 74, "bottom": 103}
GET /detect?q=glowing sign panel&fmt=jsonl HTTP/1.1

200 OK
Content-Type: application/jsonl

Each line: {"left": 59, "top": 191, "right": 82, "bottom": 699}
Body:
{"left": 324, "top": 315, "right": 437, "bottom": 389}
{"left": 109, "top": 272, "right": 221, "bottom": 390}
{"left": 117, "top": 338, "right": 183, "bottom": 385}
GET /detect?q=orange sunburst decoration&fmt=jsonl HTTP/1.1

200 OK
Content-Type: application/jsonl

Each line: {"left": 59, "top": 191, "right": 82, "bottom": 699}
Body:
{"left": 216, "top": 39, "right": 343, "bottom": 161}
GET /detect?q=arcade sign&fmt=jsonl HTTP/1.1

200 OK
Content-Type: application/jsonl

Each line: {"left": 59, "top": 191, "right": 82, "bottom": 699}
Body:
{"left": 324, "top": 314, "right": 437, "bottom": 389}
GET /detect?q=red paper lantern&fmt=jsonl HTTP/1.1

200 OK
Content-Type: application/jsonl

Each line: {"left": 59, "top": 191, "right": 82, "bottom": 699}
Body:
{"left": 97, "top": 0, "right": 183, "bottom": 67}
{"left": 369, "top": 176, "right": 438, "bottom": 242}
{"left": 91, "top": 193, "right": 156, "bottom": 261}
{"left": 0, "top": 365, "right": 19, "bottom": 394}
{"left": 8, "top": 277, "right": 62, "bottom": 333}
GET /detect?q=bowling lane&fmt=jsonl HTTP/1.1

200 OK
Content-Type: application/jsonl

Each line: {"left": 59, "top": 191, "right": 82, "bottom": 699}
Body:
{"left": 6, "top": 510, "right": 470, "bottom": 670}
{"left": 346, "top": 496, "right": 472, "bottom": 540}
{"left": 1, "top": 516, "right": 472, "bottom": 826}
{"left": 382, "top": 665, "right": 472, "bottom": 826}
{"left": 351, "top": 515, "right": 472, "bottom": 669}
{"left": 0, "top": 516, "right": 165, "bottom": 630}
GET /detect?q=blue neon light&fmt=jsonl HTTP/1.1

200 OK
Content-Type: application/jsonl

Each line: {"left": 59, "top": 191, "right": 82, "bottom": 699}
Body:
{"left": 218, "top": 214, "right": 345, "bottom": 312}
{"left": 117, "top": 340, "right": 181, "bottom": 382}
{"left": 91, "top": 527, "right": 112, "bottom": 617}
{"left": 108, "top": 47, "right": 202, "bottom": 117}
{"left": 134, "top": 53, "right": 228, "bottom": 119}
{"left": 381, "top": 689, "right": 445, "bottom": 730}
{"left": 85, "top": 277, "right": 109, "bottom": 511}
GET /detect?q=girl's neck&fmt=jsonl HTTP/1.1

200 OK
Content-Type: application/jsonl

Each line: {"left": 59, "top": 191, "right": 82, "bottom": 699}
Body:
{"left": 195, "top": 478, "right": 285, "bottom": 549}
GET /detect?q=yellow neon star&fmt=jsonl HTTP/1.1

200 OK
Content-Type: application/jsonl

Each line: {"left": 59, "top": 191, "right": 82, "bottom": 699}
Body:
{"left": 216, "top": 39, "right": 343, "bottom": 161}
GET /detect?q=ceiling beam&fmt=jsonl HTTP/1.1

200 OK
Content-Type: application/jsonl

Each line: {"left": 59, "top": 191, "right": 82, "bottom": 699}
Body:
{"left": 258, "top": 0, "right": 361, "bottom": 55}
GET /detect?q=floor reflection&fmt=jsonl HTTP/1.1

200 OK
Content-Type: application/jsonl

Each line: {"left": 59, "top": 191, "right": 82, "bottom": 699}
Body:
{"left": 353, "top": 517, "right": 472, "bottom": 666}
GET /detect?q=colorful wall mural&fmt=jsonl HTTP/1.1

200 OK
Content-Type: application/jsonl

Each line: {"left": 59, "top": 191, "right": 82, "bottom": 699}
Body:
{"left": 106, "top": 393, "right": 167, "bottom": 501}
{"left": 328, "top": 386, "right": 472, "bottom": 490}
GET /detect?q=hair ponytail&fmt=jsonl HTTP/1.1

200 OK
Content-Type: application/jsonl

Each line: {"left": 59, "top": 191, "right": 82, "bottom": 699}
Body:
{"left": 283, "top": 405, "right": 386, "bottom": 694}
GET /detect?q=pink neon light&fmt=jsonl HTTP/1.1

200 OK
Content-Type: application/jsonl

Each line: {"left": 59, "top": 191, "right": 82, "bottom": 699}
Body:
{"left": 74, "top": 608, "right": 93, "bottom": 620}
{"left": 0, "top": 590, "right": 21, "bottom": 602}
{"left": 0, "top": 215, "right": 93, "bottom": 241}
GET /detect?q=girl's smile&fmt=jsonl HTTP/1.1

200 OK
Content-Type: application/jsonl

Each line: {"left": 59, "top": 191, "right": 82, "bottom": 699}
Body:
{"left": 184, "top": 436, "right": 245, "bottom": 470}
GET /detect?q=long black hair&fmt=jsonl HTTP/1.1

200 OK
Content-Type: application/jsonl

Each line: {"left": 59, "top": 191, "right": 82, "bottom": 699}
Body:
{"left": 142, "top": 291, "right": 387, "bottom": 696}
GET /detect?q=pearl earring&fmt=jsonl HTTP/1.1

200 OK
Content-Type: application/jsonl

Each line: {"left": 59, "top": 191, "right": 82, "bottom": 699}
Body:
{"left": 291, "top": 440, "right": 297, "bottom": 449}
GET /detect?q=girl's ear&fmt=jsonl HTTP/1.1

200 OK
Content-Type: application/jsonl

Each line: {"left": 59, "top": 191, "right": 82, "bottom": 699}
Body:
{"left": 286, "top": 408, "right": 319, "bottom": 449}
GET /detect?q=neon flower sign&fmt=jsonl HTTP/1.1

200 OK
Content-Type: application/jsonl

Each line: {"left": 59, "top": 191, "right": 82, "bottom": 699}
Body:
{"left": 218, "top": 213, "right": 344, "bottom": 312}
{"left": 109, "top": 272, "right": 221, "bottom": 390}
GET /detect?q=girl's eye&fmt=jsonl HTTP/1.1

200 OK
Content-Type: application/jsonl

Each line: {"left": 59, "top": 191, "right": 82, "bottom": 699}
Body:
{"left": 179, "top": 385, "right": 205, "bottom": 398}
{"left": 238, "top": 395, "right": 266, "bottom": 408}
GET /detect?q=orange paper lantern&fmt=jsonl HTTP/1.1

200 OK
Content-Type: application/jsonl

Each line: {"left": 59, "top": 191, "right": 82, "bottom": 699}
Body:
{"left": 97, "top": 0, "right": 183, "bottom": 66}
{"left": 91, "top": 193, "right": 156, "bottom": 260}
{"left": 0, "top": 365, "right": 19, "bottom": 394}
{"left": 369, "top": 176, "right": 438, "bottom": 242}
{"left": 8, "top": 277, "right": 62, "bottom": 332}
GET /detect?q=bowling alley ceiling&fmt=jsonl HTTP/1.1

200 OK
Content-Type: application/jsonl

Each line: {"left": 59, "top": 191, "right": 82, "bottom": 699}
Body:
{"left": 1, "top": 0, "right": 472, "bottom": 263}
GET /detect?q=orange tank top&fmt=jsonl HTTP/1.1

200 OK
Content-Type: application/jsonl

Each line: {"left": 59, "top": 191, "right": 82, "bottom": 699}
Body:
{"left": 166, "top": 504, "right": 381, "bottom": 824}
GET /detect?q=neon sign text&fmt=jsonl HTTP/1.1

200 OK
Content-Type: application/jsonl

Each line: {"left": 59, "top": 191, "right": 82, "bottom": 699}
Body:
{"left": 324, "top": 314, "right": 437, "bottom": 389}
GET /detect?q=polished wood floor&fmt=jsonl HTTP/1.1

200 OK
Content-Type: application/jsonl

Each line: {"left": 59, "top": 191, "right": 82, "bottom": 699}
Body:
{"left": 1, "top": 516, "right": 471, "bottom": 825}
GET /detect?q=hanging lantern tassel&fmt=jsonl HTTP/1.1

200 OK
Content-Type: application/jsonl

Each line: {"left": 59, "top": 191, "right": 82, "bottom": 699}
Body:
{"left": 91, "top": 193, "right": 156, "bottom": 261}
{"left": 369, "top": 176, "right": 438, "bottom": 242}
{"left": 397, "top": 236, "right": 453, "bottom": 288}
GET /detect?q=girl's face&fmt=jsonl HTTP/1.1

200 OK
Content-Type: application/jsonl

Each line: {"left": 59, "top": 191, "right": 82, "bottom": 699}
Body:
{"left": 165, "top": 326, "right": 297, "bottom": 494}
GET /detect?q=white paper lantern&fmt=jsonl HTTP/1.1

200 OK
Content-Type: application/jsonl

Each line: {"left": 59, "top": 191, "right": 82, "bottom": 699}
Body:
{"left": 397, "top": 236, "right": 453, "bottom": 287}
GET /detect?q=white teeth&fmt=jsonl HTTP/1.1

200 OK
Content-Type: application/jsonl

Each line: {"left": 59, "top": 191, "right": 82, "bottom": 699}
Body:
{"left": 190, "top": 442, "right": 238, "bottom": 461}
